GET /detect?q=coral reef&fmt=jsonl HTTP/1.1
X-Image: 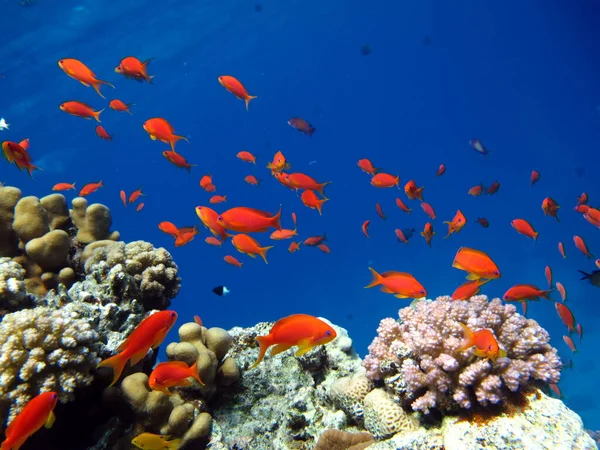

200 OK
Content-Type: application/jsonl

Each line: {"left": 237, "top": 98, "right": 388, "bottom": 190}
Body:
{"left": 313, "top": 429, "right": 375, "bottom": 450}
{"left": 0, "top": 306, "right": 99, "bottom": 424}
{"left": 363, "top": 295, "right": 562, "bottom": 414}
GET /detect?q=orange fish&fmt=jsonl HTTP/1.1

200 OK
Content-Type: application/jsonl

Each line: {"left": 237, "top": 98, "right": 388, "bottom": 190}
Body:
{"left": 60, "top": 101, "right": 104, "bottom": 122}
{"left": 237, "top": 151, "right": 257, "bottom": 164}
{"left": 285, "top": 173, "right": 331, "bottom": 196}
{"left": 301, "top": 190, "right": 328, "bottom": 215}
{"left": 544, "top": 266, "right": 552, "bottom": 288}
{"left": 218, "top": 75, "right": 257, "bottom": 111}
{"left": 217, "top": 206, "right": 281, "bottom": 233}
{"left": 163, "top": 151, "right": 196, "bottom": 172}
{"left": 558, "top": 241, "right": 566, "bottom": 258}
{"left": 0, "top": 391, "right": 58, "bottom": 450}
{"left": 136, "top": 203, "right": 144, "bottom": 212}
{"left": 209, "top": 195, "right": 227, "bottom": 205}
{"left": 143, "top": 118, "right": 189, "bottom": 152}
{"left": 555, "top": 302, "right": 575, "bottom": 333}
{"left": 357, "top": 159, "right": 380, "bottom": 175}
{"left": 596, "top": 259, "right": 600, "bottom": 269}
{"left": 476, "top": 217, "right": 489, "bottom": 228}
{"left": 158, "top": 221, "right": 179, "bottom": 237}
{"left": 563, "top": 335, "right": 576, "bottom": 352}
{"left": 244, "top": 175, "right": 260, "bottom": 185}
{"left": 129, "top": 188, "right": 144, "bottom": 204}
{"left": 468, "top": 183, "right": 484, "bottom": 196}
{"left": 288, "top": 117, "right": 316, "bottom": 136}
{"left": 486, "top": 181, "right": 500, "bottom": 195}
{"left": 451, "top": 279, "right": 490, "bottom": 300}
{"left": 119, "top": 190, "right": 127, "bottom": 207}
{"left": 266, "top": 151, "right": 290, "bottom": 174}
{"left": 556, "top": 282, "right": 567, "bottom": 301}
{"left": 109, "top": 99, "right": 134, "bottom": 114}
{"left": 362, "top": 220, "right": 370, "bottom": 238}
{"left": 548, "top": 383, "right": 562, "bottom": 398}
{"left": 573, "top": 235, "right": 593, "bottom": 258}
{"left": 97, "top": 310, "right": 178, "bottom": 386}
{"left": 52, "top": 182, "right": 76, "bottom": 191}
{"left": 365, "top": 268, "right": 427, "bottom": 299}
{"left": 370, "top": 173, "right": 399, "bottom": 188}
{"left": 232, "top": 234, "right": 273, "bottom": 263}
{"left": 436, "top": 164, "right": 445, "bottom": 176}
{"left": 452, "top": 247, "right": 501, "bottom": 280}
{"left": 270, "top": 228, "right": 298, "bottom": 240}
{"left": 205, "top": 236, "right": 222, "bottom": 247}
{"left": 584, "top": 207, "right": 600, "bottom": 228}
{"left": 404, "top": 180, "right": 424, "bottom": 201}
{"left": 224, "top": 255, "right": 243, "bottom": 268}
{"left": 421, "top": 202, "right": 436, "bottom": 219}
{"left": 511, "top": 218, "right": 538, "bottom": 241}
{"left": 318, "top": 243, "right": 330, "bottom": 254}
{"left": 200, "top": 174, "right": 213, "bottom": 190}
{"left": 291, "top": 212, "right": 298, "bottom": 227}
{"left": 444, "top": 210, "right": 467, "bottom": 238}
{"left": 458, "top": 324, "right": 506, "bottom": 361}
{"left": 249, "top": 314, "right": 337, "bottom": 368}
{"left": 148, "top": 361, "right": 204, "bottom": 395}
{"left": 58, "top": 58, "right": 115, "bottom": 98}
{"left": 531, "top": 170, "right": 540, "bottom": 186}
{"left": 195, "top": 206, "right": 231, "bottom": 241}
{"left": 304, "top": 234, "right": 327, "bottom": 246}
{"left": 79, "top": 180, "right": 103, "bottom": 197}
{"left": 288, "top": 241, "right": 301, "bottom": 253}
{"left": 2, "top": 139, "right": 32, "bottom": 166}
{"left": 421, "top": 222, "right": 434, "bottom": 247}
{"left": 574, "top": 204, "right": 590, "bottom": 214}
{"left": 115, "top": 56, "right": 154, "bottom": 83}
{"left": 576, "top": 323, "right": 583, "bottom": 341}
{"left": 95, "top": 125, "right": 111, "bottom": 140}
{"left": 503, "top": 284, "right": 552, "bottom": 302}
{"left": 541, "top": 197, "right": 560, "bottom": 221}
{"left": 395, "top": 228, "right": 409, "bottom": 244}
{"left": 577, "top": 192, "right": 588, "bottom": 205}
{"left": 174, "top": 226, "right": 198, "bottom": 247}
{"left": 375, "top": 203, "right": 385, "bottom": 219}
{"left": 395, "top": 197, "right": 411, "bottom": 213}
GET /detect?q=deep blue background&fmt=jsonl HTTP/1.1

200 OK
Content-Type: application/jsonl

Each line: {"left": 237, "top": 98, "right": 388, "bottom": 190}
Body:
{"left": 2, "top": 0, "right": 599, "bottom": 428}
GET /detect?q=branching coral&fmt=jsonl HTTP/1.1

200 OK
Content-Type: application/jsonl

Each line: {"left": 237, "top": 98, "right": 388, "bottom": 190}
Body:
{"left": 0, "top": 257, "right": 29, "bottom": 312}
{"left": 0, "top": 306, "right": 100, "bottom": 423}
{"left": 363, "top": 295, "right": 562, "bottom": 414}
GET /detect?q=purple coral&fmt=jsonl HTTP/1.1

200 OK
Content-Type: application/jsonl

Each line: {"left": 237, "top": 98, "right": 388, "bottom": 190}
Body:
{"left": 363, "top": 295, "right": 561, "bottom": 414}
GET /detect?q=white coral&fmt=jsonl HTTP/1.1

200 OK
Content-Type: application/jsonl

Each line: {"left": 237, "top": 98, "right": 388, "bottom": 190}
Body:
{"left": 0, "top": 257, "right": 27, "bottom": 309}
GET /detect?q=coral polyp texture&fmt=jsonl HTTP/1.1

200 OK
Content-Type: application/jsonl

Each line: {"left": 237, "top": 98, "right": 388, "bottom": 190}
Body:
{"left": 363, "top": 295, "right": 562, "bottom": 414}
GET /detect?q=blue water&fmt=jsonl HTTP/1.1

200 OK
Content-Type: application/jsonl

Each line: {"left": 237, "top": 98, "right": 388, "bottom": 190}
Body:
{"left": 2, "top": 0, "right": 599, "bottom": 429}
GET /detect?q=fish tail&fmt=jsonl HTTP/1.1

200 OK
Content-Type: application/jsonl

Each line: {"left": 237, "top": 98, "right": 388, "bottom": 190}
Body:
{"left": 307, "top": 127, "right": 316, "bottom": 136}
{"left": 316, "top": 181, "right": 332, "bottom": 196}
{"left": 245, "top": 95, "right": 258, "bottom": 111}
{"left": 97, "top": 352, "right": 128, "bottom": 387}
{"left": 541, "top": 289, "right": 554, "bottom": 300}
{"left": 167, "top": 439, "right": 181, "bottom": 450}
{"left": 93, "top": 108, "right": 105, "bottom": 123}
{"left": 577, "top": 270, "right": 590, "bottom": 280}
{"left": 185, "top": 164, "right": 197, "bottom": 174}
{"left": 173, "top": 134, "right": 189, "bottom": 144}
{"left": 271, "top": 205, "right": 282, "bottom": 230}
{"left": 189, "top": 360, "right": 205, "bottom": 386}
{"left": 457, "top": 323, "right": 474, "bottom": 351}
{"left": 365, "top": 267, "right": 383, "bottom": 288}
{"left": 259, "top": 246, "right": 274, "bottom": 264}
{"left": 249, "top": 335, "right": 271, "bottom": 369}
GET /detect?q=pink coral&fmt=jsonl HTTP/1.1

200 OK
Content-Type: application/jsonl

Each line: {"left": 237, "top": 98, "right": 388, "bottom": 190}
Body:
{"left": 363, "top": 295, "right": 562, "bottom": 414}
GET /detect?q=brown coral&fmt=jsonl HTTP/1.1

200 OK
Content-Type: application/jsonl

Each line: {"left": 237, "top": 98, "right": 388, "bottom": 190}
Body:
{"left": 313, "top": 429, "right": 375, "bottom": 450}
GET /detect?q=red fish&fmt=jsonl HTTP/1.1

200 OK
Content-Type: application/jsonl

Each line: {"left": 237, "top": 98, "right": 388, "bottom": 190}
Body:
{"left": 195, "top": 206, "right": 231, "bottom": 241}
{"left": 148, "top": 361, "right": 204, "bottom": 395}
{"left": 436, "top": 164, "right": 445, "bottom": 176}
{"left": 452, "top": 247, "right": 500, "bottom": 280}
{"left": 79, "top": 180, "right": 103, "bottom": 197}
{"left": 286, "top": 173, "right": 331, "bottom": 196}
{"left": 511, "top": 218, "right": 538, "bottom": 241}
{"left": 244, "top": 175, "right": 260, "bottom": 185}
{"left": 97, "top": 310, "right": 178, "bottom": 386}
{"left": 232, "top": 234, "right": 273, "bottom": 263}
{"left": 458, "top": 324, "right": 506, "bottom": 361}
{"left": 395, "top": 197, "right": 411, "bottom": 213}
{"left": 218, "top": 75, "right": 257, "bottom": 111}
{"left": 136, "top": 203, "right": 144, "bottom": 212}
{"left": 318, "top": 243, "right": 331, "bottom": 254}
{"left": 109, "top": 99, "right": 134, "bottom": 114}
{"left": 421, "top": 222, "right": 434, "bottom": 247}
{"left": 573, "top": 235, "right": 593, "bottom": 258}
{"left": 304, "top": 234, "right": 327, "bottom": 246}
{"left": 404, "top": 180, "right": 424, "bottom": 201}
{"left": 174, "top": 226, "right": 198, "bottom": 247}
{"left": 120, "top": 190, "right": 127, "bottom": 207}
{"left": 115, "top": 56, "right": 154, "bottom": 83}
{"left": 357, "top": 159, "right": 380, "bottom": 175}
{"left": 158, "top": 221, "right": 179, "bottom": 237}
{"left": 217, "top": 206, "right": 282, "bottom": 233}
{"left": 486, "top": 181, "right": 500, "bottom": 195}
{"left": 541, "top": 197, "right": 560, "bottom": 221}
{"left": 209, "top": 195, "right": 227, "bottom": 204}
{"left": 421, "top": 202, "right": 436, "bottom": 219}
{"left": 288, "top": 117, "right": 315, "bottom": 136}
{"left": 558, "top": 241, "right": 566, "bottom": 258}
{"left": 555, "top": 302, "right": 575, "bottom": 333}
{"left": 143, "top": 118, "right": 189, "bottom": 152}
{"left": 58, "top": 58, "right": 115, "bottom": 98}
{"left": 370, "top": 173, "right": 399, "bottom": 188}
{"left": 577, "top": 192, "right": 588, "bottom": 205}
{"left": 365, "top": 268, "right": 427, "bottom": 299}
{"left": 443, "top": 210, "right": 467, "bottom": 238}
{"left": 95, "top": 125, "right": 111, "bottom": 140}
{"left": 163, "top": 151, "right": 196, "bottom": 172}
{"left": 563, "top": 335, "right": 576, "bottom": 352}
{"left": 556, "top": 282, "right": 567, "bottom": 302}
{"left": 395, "top": 228, "right": 409, "bottom": 244}
{"left": 0, "top": 391, "right": 58, "bottom": 450}
{"left": 375, "top": 203, "right": 385, "bottom": 220}
{"left": 468, "top": 184, "right": 484, "bottom": 196}
{"left": 224, "top": 255, "right": 243, "bottom": 268}
{"left": 249, "top": 314, "right": 337, "bottom": 368}
{"left": 576, "top": 323, "right": 583, "bottom": 341}
{"left": 266, "top": 151, "right": 290, "bottom": 174}
{"left": 544, "top": 266, "right": 552, "bottom": 288}
{"left": 129, "top": 188, "right": 144, "bottom": 204}
{"left": 503, "top": 284, "right": 552, "bottom": 302}
{"left": 301, "top": 190, "right": 328, "bottom": 215}
{"left": 52, "top": 182, "right": 76, "bottom": 191}
{"left": 288, "top": 241, "right": 301, "bottom": 253}
{"left": 451, "top": 279, "right": 490, "bottom": 300}
{"left": 270, "top": 228, "right": 298, "bottom": 240}
{"left": 205, "top": 236, "right": 222, "bottom": 247}
{"left": 237, "top": 151, "right": 257, "bottom": 164}
{"left": 530, "top": 170, "right": 540, "bottom": 186}
{"left": 362, "top": 220, "right": 370, "bottom": 238}
{"left": 60, "top": 101, "right": 103, "bottom": 122}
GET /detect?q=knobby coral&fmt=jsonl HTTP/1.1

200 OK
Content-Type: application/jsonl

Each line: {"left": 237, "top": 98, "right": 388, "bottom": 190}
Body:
{"left": 363, "top": 295, "right": 562, "bottom": 414}
{"left": 0, "top": 306, "right": 100, "bottom": 423}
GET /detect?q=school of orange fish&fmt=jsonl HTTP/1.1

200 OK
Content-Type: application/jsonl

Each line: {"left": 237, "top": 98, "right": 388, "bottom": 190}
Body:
{"left": 1, "top": 56, "right": 599, "bottom": 448}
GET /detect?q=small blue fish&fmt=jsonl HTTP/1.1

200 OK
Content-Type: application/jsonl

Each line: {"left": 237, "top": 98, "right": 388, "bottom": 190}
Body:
{"left": 469, "top": 139, "right": 490, "bottom": 155}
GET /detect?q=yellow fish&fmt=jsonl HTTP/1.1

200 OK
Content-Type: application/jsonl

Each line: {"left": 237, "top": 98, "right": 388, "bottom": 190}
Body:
{"left": 131, "top": 432, "right": 180, "bottom": 449}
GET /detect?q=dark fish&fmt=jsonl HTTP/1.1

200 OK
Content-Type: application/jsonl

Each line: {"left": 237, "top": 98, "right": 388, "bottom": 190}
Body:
{"left": 288, "top": 117, "right": 316, "bottom": 136}
{"left": 578, "top": 270, "right": 600, "bottom": 288}
{"left": 212, "top": 286, "right": 230, "bottom": 296}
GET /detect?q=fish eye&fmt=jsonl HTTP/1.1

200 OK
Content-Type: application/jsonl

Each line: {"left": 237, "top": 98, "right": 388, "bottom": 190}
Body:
{"left": 493, "top": 270, "right": 499, "bottom": 275}
{"left": 170, "top": 312, "right": 176, "bottom": 317}
{"left": 420, "top": 290, "right": 425, "bottom": 294}
{"left": 325, "top": 330, "right": 332, "bottom": 336}
{"left": 51, "top": 393, "right": 58, "bottom": 399}
{"left": 458, "top": 219, "right": 463, "bottom": 222}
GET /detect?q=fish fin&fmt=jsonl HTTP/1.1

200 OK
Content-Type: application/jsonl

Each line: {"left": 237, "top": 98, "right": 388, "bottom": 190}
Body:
{"left": 259, "top": 246, "right": 274, "bottom": 264}
{"left": 97, "top": 352, "right": 128, "bottom": 387}
{"left": 150, "top": 326, "right": 171, "bottom": 351}
{"left": 44, "top": 410, "right": 56, "bottom": 429}
{"left": 316, "top": 181, "right": 332, "bottom": 197}
{"left": 167, "top": 438, "right": 181, "bottom": 450}
{"left": 472, "top": 348, "right": 488, "bottom": 358}
{"left": 270, "top": 205, "right": 282, "bottom": 231}
{"left": 93, "top": 108, "right": 104, "bottom": 123}
{"left": 457, "top": 323, "right": 474, "bottom": 351}
{"left": 249, "top": 335, "right": 271, "bottom": 369}
{"left": 270, "top": 343, "right": 293, "bottom": 357}
{"left": 394, "top": 294, "right": 410, "bottom": 298}
{"left": 295, "top": 339, "right": 314, "bottom": 356}
{"left": 466, "top": 273, "right": 480, "bottom": 281}
{"left": 498, "top": 348, "right": 507, "bottom": 358}
{"left": 365, "top": 267, "right": 383, "bottom": 288}
{"left": 380, "top": 286, "right": 394, "bottom": 294}
{"left": 245, "top": 95, "right": 258, "bottom": 111}
{"left": 189, "top": 360, "right": 205, "bottom": 386}
{"left": 578, "top": 270, "right": 590, "bottom": 280}
{"left": 129, "top": 348, "right": 150, "bottom": 367}
{"left": 150, "top": 135, "right": 156, "bottom": 140}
